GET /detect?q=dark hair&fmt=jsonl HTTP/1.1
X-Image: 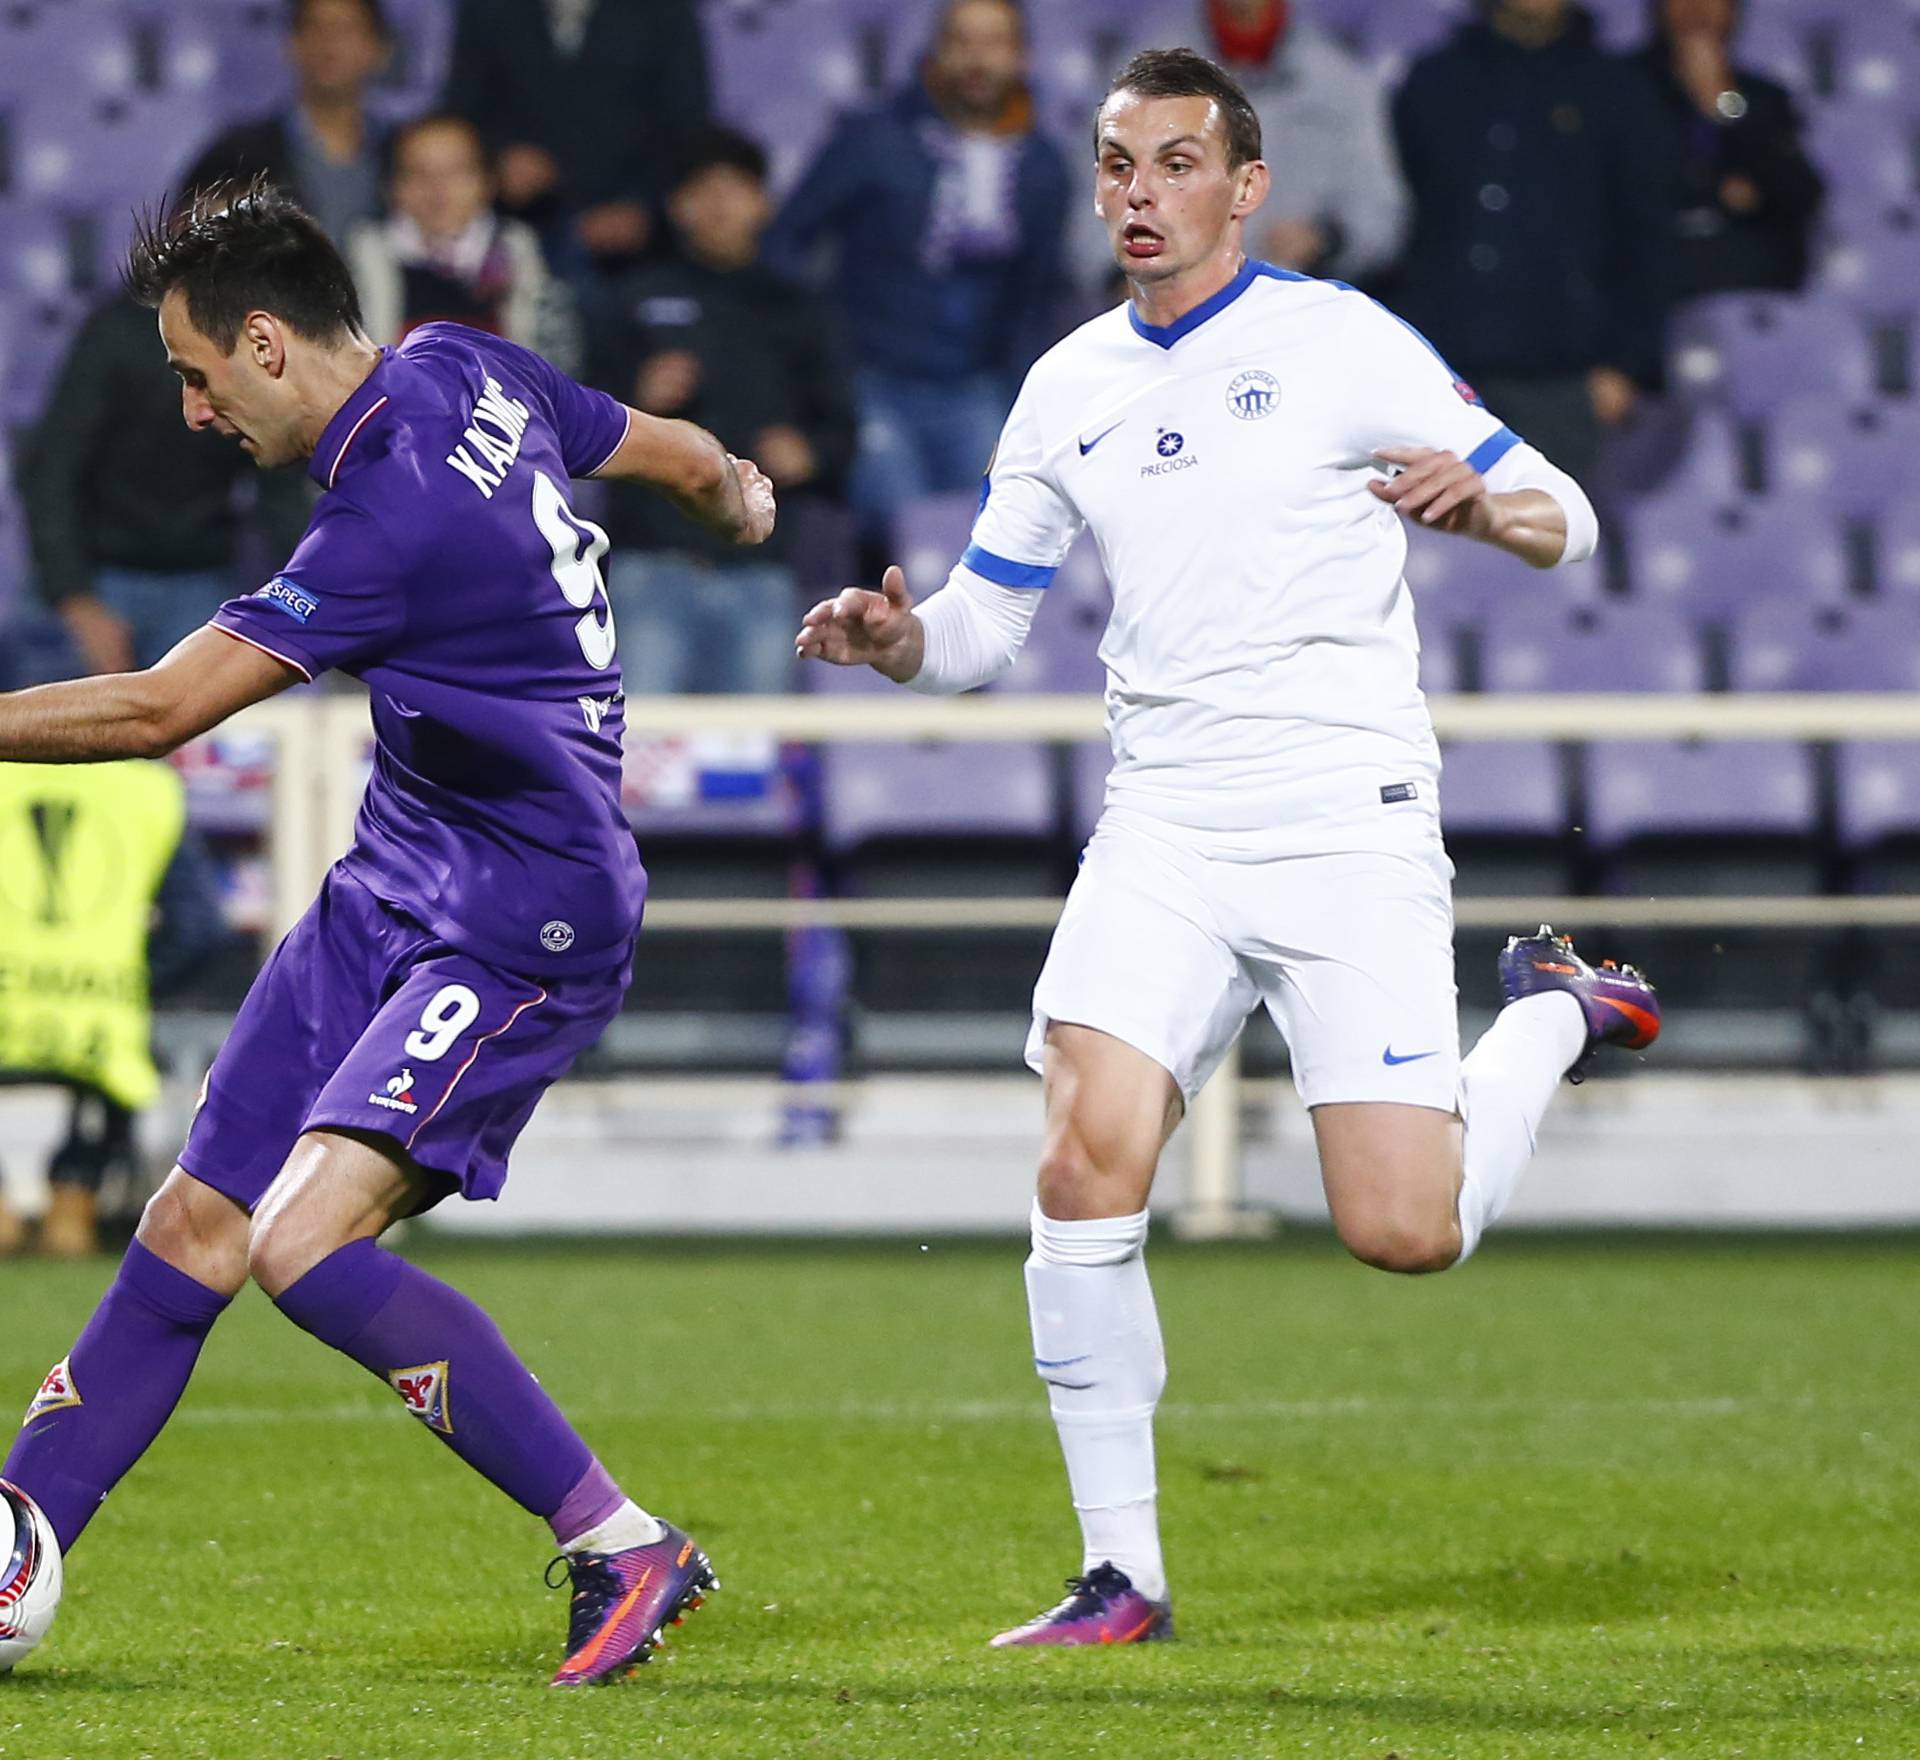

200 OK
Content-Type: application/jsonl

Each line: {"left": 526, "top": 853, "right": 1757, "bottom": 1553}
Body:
{"left": 1100, "top": 48, "right": 1263, "bottom": 168}
{"left": 674, "top": 125, "right": 770, "bottom": 190}
{"left": 287, "top": 0, "right": 392, "bottom": 38}
{"left": 391, "top": 110, "right": 488, "bottom": 168}
{"left": 127, "top": 178, "right": 365, "bottom": 352}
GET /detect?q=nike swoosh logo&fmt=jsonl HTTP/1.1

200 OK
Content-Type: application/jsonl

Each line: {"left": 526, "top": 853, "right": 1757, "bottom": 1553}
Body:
{"left": 1382, "top": 1047, "right": 1439, "bottom": 1066}
{"left": 1596, "top": 995, "right": 1660, "bottom": 1041}
{"left": 1078, "top": 422, "right": 1123, "bottom": 455}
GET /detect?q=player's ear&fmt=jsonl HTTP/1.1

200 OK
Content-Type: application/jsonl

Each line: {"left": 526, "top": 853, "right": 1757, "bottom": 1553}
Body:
{"left": 241, "top": 311, "right": 285, "bottom": 377}
{"left": 1233, "top": 158, "right": 1271, "bottom": 221}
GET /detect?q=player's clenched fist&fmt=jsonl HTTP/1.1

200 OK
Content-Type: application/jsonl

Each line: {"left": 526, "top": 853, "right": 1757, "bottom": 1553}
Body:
{"left": 795, "top": 565, "right": 923, "bottom": 682}
{"left": 728, "top": 454, "right": 777, "bottom": 546}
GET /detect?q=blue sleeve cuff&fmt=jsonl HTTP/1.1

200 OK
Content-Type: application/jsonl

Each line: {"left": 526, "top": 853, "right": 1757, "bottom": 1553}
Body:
{"left": 1466, "top": 426, "right": 1523, "bottom": 475}
{"left": 959, "top": 543, "right": 1057, "bottom": 590}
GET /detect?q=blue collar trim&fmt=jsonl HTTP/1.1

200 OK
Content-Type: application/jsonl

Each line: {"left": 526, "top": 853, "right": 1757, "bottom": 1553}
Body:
{"left": 1127, "top": 258, "right": 1263, "bottom": 349}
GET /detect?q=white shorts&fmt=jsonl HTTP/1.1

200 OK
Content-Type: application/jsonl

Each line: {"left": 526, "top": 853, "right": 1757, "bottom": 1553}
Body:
{"left": 1026, "top": 811, "right": 1461, "bottom": 1111}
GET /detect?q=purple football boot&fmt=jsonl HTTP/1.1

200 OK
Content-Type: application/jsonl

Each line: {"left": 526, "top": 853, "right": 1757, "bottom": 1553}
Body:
{"left": 990, "top": 1563, "right": 1174, "bottom": 1648}
{"left": 548, "top": 1523, "right": 717, "bottom": 1686}
{"left": 1498, "top": 924, "right": 1661, "bottom": 1082}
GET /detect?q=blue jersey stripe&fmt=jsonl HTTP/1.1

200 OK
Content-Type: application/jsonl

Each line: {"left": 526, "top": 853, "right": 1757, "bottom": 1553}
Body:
{"left": 960, "top": 543, "right": 1057, "bottom": 589}
{"left": 1466, "top": 426, "right": 1523, "bottom": 475}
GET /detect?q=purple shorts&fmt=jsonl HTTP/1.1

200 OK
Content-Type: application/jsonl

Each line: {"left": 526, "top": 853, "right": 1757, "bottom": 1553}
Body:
{"left": 179, "top": 868, "right": 629, "bottom": 1211}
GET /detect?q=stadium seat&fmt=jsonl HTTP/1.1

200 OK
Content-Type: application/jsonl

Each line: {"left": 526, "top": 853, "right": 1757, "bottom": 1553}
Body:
{"left": 1479, "top": 601, "right": 1708, "bottom": 694}
{"left": 1437, "top": 738, "right": 1572, "bottom": 895}
{"left": 1828, "top": 12, "right": 1920, "bottom": 112}
{"left": 1667, "top": 292, "right": 1876, "bottom": 414}
{"left": 1726, "top": 600, "right": 1920, "bottom": 692}
{"left": 1764, "top": 397, "right": 1920, "bottom": 516}
{"left": 1805, "top": 111, "right": 1918, "bottom": 227}
{"left": 1871, "top": 494, "right": 1920, "bottom": 596}
{"left": 1624, "top": 496, "right": 1849, "bottom": 619}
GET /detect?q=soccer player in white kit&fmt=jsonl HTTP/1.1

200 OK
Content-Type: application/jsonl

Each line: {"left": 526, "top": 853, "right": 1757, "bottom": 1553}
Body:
{"left": 797, "top": 48, "right": 1660, "bottom": 1645}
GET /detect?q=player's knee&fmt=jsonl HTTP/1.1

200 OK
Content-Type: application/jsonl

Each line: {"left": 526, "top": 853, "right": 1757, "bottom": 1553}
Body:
{"left": 135, "top": 1173, "right": 250, "bottom": 1296}
{"left": 245, "top": 1209, "right": 324, "bottom": 1299}
{"left": 1337, "top": 1207, "right": 1461, "bottom": 1276}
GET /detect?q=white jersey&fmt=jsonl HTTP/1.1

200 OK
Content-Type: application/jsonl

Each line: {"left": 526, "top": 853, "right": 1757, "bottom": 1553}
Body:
{"left": 946, "top": 260, "right": 1575, "bottom": 852}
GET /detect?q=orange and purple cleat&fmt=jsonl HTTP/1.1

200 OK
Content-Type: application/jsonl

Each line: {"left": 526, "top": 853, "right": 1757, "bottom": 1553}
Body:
{"left": 547, "top": 1522, "right": 717, "bottom": 1686}
{"left": 1499, "top": 924, "right": 1661, "bottom": 1081}
{"left": 990, "top": 1563, "right": 1173, "bottom": 1648}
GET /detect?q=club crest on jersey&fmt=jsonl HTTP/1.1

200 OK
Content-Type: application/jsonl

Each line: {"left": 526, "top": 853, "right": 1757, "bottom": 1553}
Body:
{"left": 25, "top": 1358, "right": 81, "bottom": 1422}
{"left": 1453, "top": 378, "right": 1485, "bottom": 407}
{"left": 541, "top": 920, "right": 576, "bottom": 953}
{"left": 388, "top": 1362, "right": 453, "bottom": 1433}
{"left": 1226, "top": 368, "right": 1281, "bottom": 421}
{"left": 369, "top": 1067, "right": 420, "bottom": 1115}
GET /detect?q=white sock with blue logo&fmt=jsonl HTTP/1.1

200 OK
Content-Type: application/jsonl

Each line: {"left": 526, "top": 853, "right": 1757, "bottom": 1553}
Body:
{"left": 1024, "top": 1202, "right": 1169, "bottom": 1603}
{"left": 1455, "top": 991, "right": 1588, "bottom": 1262}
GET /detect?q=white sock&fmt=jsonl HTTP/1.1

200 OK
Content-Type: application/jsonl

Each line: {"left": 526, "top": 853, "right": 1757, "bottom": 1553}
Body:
{"left": 1455, "top": 991, "right": 1587, "bottom": 1263}
{"left": 1024, "top": 1200, "right": 1169, "bottom": 1602}
{"left": 564, "top": 1499, "right": 667, "bottom": 1555}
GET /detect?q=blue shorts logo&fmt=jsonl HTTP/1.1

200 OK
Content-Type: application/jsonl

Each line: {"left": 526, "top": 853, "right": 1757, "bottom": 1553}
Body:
{"left": 254, "top": 577, "right": 317, "bottom": 624}
{"left": 1227, "top": 368, "right": 1281, "bottom": 420}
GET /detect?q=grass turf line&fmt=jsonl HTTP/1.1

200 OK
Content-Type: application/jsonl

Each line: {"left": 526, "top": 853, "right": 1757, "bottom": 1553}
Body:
{"left": 1, "top": 1234, "right": 1916, "bottom": 1759}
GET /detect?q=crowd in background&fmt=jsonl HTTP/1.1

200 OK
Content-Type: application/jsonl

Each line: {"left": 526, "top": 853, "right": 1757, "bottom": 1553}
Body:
{"left": 10, "top": 0, "right": 1827, "bottom": 696}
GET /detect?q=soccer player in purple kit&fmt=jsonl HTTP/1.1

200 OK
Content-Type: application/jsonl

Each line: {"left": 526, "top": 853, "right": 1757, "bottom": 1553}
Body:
{"left": 0, "top": 183, "right": 775, "bottom": 1686}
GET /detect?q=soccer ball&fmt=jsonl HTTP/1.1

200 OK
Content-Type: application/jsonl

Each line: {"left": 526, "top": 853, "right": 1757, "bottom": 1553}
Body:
{"left": 0, "top": 1481, "right": 61, "bottom": 1673}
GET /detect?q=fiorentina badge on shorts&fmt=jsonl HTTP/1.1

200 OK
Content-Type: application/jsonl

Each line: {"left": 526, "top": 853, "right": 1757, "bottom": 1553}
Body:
{"left": 388, "top": 1361, "right": 453, "bottom": 1434}
{"left": 25, "top": 1357, "right": 81, "bottom": 1423}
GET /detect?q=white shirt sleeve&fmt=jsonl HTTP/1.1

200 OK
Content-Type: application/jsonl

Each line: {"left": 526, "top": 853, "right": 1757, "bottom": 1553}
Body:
{"left": 1340, "top": 293, "right": 1599, "bottom": 568}
{"left": 904, "top": 367, "right": 1084, "bottom": 694}
{"left": 1481, "top": 440, "right": 1600, "bottom": 567}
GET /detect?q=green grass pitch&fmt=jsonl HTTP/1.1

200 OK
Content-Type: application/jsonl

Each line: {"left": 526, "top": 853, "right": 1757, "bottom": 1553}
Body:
{"left": 2, "top": 1232, "right": 1917, "bottom": 1759}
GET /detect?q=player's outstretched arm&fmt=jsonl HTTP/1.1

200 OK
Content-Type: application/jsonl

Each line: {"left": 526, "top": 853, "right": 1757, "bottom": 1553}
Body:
{"left": 592, "top": 407, "right": 776, "bottom": 546}
{"left": 0, "top": 626, "right": 302, "bottom": 765}
{"left": 795, "top": 566, "right": 925, "bottom": 683}
{"left": 1370, "top": 445, "right": 1574, "bottom": 569}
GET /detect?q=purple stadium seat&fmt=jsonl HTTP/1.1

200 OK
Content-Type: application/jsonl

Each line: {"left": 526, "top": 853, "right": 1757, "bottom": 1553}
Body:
{"left": 1070, "top": 738, "right": 1111, "bottom": 844}
{"left": 821, "top": 739, "right": 1055, "bottom": 849}
{"left": 1584, "top": 739, "right": 1820, "bottom": 851}
{"left": 1667, "top": 292, "right": 1875, "bottom": 413}
{"left": 1348, "top": 0, "right": 1458, "bottom": 75}
{"left": 1732, "top": 15, "right": 1814, "bottom": 92}
{"left": 704, "top": 0, "right": 868, "bottom": 191}
{"left": 1643, "top": 406, "right": 1746, "bottom": 504}
{"left": 1402, "top": 524, "right": 1604, "bottom": 640}
{"left": 1480, "top": 602, "right": 1707, "bottom": 694}
{"left": 1766, "top": 397, "right": 1920, "bottom": 516}
{"left": 1873, "top": 494, "right": 1920, "bottom": 596}
{"left": 1726, "top": 600, "right": 1920, "bottom": 692}
{"left": 1831, "top": 13, "right": 1920, "bottom": 111}
{"left": 1835, "top": 740, "right": 1920, "bottom": 851}
{"left": 1438, "top": 740, "right": 1566, "bottom": 839}
{"left": 895, "top": 490, "right": 976, "bottom": 599}
{"left": 1805, "top": 111, "right": 1917, "bottom": 225}
{"left": 1624, "top": 496, "right": 1849, "bottom": 617}
{"left": 1815, "top": 220, "right": 1920, "bottom": 322}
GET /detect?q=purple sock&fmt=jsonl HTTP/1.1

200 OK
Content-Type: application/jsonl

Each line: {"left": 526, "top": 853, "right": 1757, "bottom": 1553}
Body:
{"left": 273, "top": 1240, "right": 605, "bottom": 1527}
{"left": 4, "top": 1239, "right": 232, "bottom": 1553}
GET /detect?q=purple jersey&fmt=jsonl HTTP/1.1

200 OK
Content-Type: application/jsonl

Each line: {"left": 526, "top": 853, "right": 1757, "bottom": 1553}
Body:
{"left": 215, "top": 324, "right": 642, "bottom": 977}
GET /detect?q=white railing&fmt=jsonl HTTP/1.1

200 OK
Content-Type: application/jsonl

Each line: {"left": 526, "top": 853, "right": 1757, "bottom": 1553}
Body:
{"left": 231, "top": 691, "right": 1920, "bottom": 1236}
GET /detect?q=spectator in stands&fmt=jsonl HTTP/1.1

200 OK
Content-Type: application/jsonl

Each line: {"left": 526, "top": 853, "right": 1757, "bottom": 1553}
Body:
{"left": 1634, "top": 0, "right": 1824, "bottom": 297}
{"left": 182, "top": 0, "right": 393, "bottom": 245}
{"left": 444, "top": 0, "right": 709, "bottom": 273}
{"left": 1393, "top": 0, "right": 1675, "bottom": 482}
{"left": 19, "top": 294, "right": 310, "bottom": 677}
{"left": 1124, "top": 0, "right": 1408, "bottom": 282}
{"left": 348, "top": 114, "right": 578, "bottom": 370}
{"left": 598, "top": 128, "right": 855, "bottom": 694}
{"left": 766, "top": 0, "right": 1069, "bottom": 547}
